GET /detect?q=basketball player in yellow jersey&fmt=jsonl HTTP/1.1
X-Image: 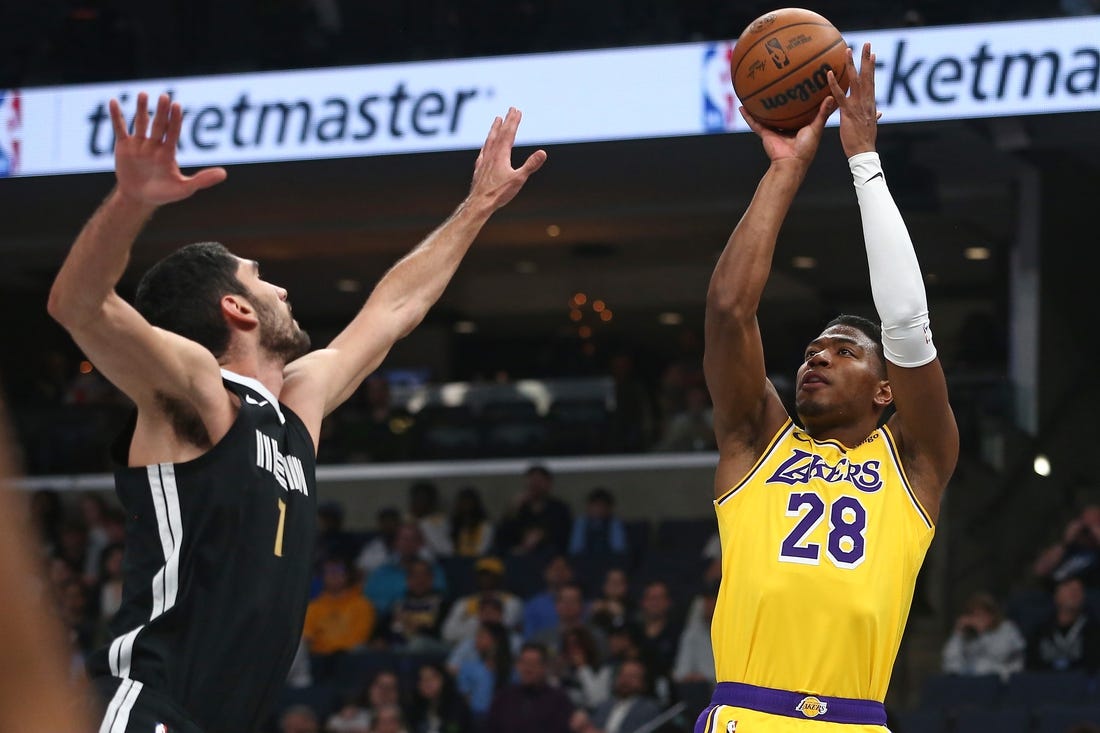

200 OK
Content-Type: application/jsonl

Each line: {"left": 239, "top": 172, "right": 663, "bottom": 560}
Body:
{"left": 697, "top": 43, "right": 959, "bottom": 733}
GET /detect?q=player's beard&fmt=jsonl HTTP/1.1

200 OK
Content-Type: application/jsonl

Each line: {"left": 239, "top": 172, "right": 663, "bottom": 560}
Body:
{"left": 254, "top": 296, "right": 311, "bottom": 363}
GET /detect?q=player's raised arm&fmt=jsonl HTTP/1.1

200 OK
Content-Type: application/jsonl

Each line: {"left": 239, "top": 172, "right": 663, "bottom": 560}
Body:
{"left": 281, "top": 108, "right": 546, "bottom": 445}
{"left": 828, "top": 44, "right": 958, "bottom": 516}
{"left": 705, "top": 98, "right": 836, "bottom": 467}
{"left": 47, "top": 93, "right": 231, "bottom": 424}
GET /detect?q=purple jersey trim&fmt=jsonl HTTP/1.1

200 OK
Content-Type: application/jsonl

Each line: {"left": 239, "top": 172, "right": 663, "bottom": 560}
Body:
{"left": 703, "top": 682, "right": 887, "bottom": 726}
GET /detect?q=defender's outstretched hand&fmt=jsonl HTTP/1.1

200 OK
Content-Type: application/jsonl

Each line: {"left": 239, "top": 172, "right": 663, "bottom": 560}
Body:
{"left": 467, "top": 108, "right": 547, "bottom": 211}
{"left": 827, "top": 43, "right": 880, "bottom": 158}
{"left": 109, "top": 92, "right": 227, "bottom": 206}
{"left": 739, "top": 96, "right": 837, "bottom": 167}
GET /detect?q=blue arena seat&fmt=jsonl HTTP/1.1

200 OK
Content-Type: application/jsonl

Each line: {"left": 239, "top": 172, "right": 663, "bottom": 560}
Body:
{"left": 439, "top": 555, "right": 478, "bottom": 599}
{"left": 1033, "top": 704, "right": 1100, "bottom": 733}
{"left": 276, "top": 682, "right": 339, "bottom": 722}
{"left": 675, "top": 681, "right": 715, "bottom": 717}
{"left": 330, "top": 650, "right": 398, "bottom": 698}
{"left": 655, "top": 517, "right": 717, "bottom": 556}
{"left": 1004, "top": 670, "right": 1091, "bottom": 706}
{"left": 504, "top": 553, "right": 551, "bottom": 599}
{"left": 918, "top": 673, "right": 1001, "bottom": 710}
{"left": 953, "top": 706, "right": 1030, "bottom": 733}
{"left": 893, "top": 708, "right": 947, "bottom": 733}
{"left": 1005, "top": 588, "right": 1055, "bottom": 637}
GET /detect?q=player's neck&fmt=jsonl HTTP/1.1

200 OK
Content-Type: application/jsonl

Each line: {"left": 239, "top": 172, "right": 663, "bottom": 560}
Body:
{"left": 802, "top": 417, "right": 879, "bottom": 449}
{"left": 220, "top": 349, "right": 286, "bottom": 399}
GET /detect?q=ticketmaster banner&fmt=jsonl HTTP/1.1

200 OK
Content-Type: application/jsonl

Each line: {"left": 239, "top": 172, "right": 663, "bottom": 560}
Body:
{"left": 2, "top": 15, "right": 1098, "bottom": 177}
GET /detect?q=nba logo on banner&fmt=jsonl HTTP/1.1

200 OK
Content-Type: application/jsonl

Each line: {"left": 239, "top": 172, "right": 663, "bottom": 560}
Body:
{"left": 0, "top": 89, "right": 21, "bottom": 177}
{"left": 702, "top": 42, "right": 740, "bottom": 133}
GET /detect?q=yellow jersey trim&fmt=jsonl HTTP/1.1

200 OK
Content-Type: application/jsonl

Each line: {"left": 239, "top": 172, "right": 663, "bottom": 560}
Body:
{"left": 715, "top": 418, "right": 794, "bottom": 506}
{"left": 881, "top": 424, "right": 934, "bottom": 529}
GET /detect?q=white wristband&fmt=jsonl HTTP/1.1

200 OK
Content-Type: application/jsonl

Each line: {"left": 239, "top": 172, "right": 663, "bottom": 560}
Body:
{"left": 850, "top": 152, "right": 937, "bottom": 368}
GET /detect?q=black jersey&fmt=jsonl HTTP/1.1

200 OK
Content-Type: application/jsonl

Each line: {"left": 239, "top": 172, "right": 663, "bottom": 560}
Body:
{"left": 89, "top": 370, "right": 318, "bottom": 733}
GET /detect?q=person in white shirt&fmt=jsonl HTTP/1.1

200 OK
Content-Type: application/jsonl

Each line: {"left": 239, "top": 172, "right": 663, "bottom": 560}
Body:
{"left": 942, "top": 591, "right": 1025, "bottom": 680}
{"left": 442, "top": 556, "right": 523, "bottom": 644}
{"left": 571, "top": 660, "right": 662, "bottom": 733}
{"left": 672, "top": 584, "right": 717, "bottom": 684}
{"left": 409, "top": 481, "right": 453, "bottom": 557}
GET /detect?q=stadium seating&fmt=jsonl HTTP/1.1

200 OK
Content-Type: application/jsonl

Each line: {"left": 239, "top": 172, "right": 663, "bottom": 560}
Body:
{"left": 1033, "top": 704, "right": 1100, "bottom": 733}
{"left": 1003, "top": 670, "right": 1092, "bottom": 706}
{"left": 918, "top": 673, "right": 1002, "bottom": 710}
{"left": 954, "top": 706, "right": 1031, "bottom": 733}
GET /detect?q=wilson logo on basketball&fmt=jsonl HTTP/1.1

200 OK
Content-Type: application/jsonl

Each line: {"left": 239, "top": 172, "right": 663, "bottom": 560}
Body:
{"left": 796, "top": 696, "right": 828, "bottom": 718}
{"left": 759, "top": 63, "right": 836, "bottom": 110}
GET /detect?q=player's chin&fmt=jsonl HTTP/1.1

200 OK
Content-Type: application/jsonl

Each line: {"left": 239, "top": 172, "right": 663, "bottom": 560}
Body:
{"left": 795, "top": 393, "right": 828, "bottom": 417}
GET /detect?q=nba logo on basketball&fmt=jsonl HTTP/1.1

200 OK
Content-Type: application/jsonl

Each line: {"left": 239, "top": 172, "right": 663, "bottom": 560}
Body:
{"left": 702, "top": 42, "right": 740, "bottom": 132}
{"left": 796, "top": 696, "right": 828, "bottom": 718}
{"left": 0, "top": 89, "right": 21, "bottom": 177}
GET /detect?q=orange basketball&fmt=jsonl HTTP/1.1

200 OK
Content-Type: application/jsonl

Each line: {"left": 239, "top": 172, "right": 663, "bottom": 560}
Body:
{"left": 730, "top": 8, "right": 849, "bottom": 131}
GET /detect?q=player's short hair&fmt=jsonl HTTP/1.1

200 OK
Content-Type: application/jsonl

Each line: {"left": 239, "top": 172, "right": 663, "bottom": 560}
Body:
{"left": 587, "top": 487, "right": 615, "bottom": 506}
{"left": 526, "top": 464, "right": 552, "bottom": 480}
{"left": 134, "top": 242, "right": 248, "bottom": 359}
{"left": 825, "top": 314, "right": 886, "bottom": 374}
{"left": 519, "top": 641, "right": 549, "bottom": 662}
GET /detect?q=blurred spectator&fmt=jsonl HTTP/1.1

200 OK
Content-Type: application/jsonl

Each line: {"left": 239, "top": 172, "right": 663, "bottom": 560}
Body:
{"left": 30, "top": 489, "right": 63, "bottom": 556}
{"left": 302, "top": 557, "right": 376, "bottom": 677}
{"left": 365, "top": 523, "right": 447, "bottom": 611}
{"left": 569, "top": 488, "right": 628, "bottom": 557}
{"left": 524, "top": 556, "right": 575, "bottom": 639}
{"left": 442, "top": 556, "right": 522, "bottom": 644}
{"left": 485, "top": 642, "right": 574, "bottom": 733}
{"left": 339, "top": 375, "right": 413, "bottom": 463}
{"left": 533, "top": 583, "right": 607, "bottom": 657}
{"left": 94, "top": 542, "right": 125, "bottom": 636}
{"left": 388, "top": 558, "right": 446, "bottom": 651}
{"left": 608, "top": 353, "right": 655, "bottom": 452}
{"left": 701, "top": 532, "right": 722, "bottom": 583}
{"left": 325, "top": 669, "right": 402, "bottom": 732}
{"left": 356, "top": 507, "right": 406, "bottom": 576}
{"left": 78, "top": 493, "right": 111, "bottom": 584}
{"left": 573, "top": 659, "right": 662, "bottom": 733}
{"left": 1026, "top": 577, "right": 1100, "bottom": 672}
{"left": 325, "top": 691, "right": 371, "bottom": 733}
{"left": 281, "top": 705, "right": 320, "bottom": 733}
{"left": 654, "top": 386, "right": 715, "bottom": 452}
{"left": 286, "top": 638, "right": 312, "bottom": 689}
{"left": 636, "top": 582, "right": 681, "bottom": 680}
{"left": 370, "top": 704, "right": 408, "bottom": 733}
{"left": 497, "top": 465, "right": 573, "bottom": 556}
{"left": 409, "top": 481, "right": 453, "bottom": 557}
{"left": 588, "top": 568, "right": 633, "bottom": 635}
{"left": 1033, "top": 505, "right": 1100, "bottom": 588}
{"left": 447, "top": 596, "right": 522, "bottom": 673}
{"left": 406, "top": 661, "right": 475, "bottom": 733}
{"left": 366, "top": 671, "right": 402, "bottom": 721}
{"left": 457, "top": 621, "right": 514, "bottom": 720}
{"left": 56, "top": 519, "right": 89, "bottom": 579}
{"left": 672, "top": 583, "right": 717, "bottom": 684}
{"left": 942, "top": 591, "right": 1025, "bottom": 679}
{"left": 450, "top": 486, "right": 495, "bottom": 557}
{"left": 58, "top": 577, "right": 94, "bottom": 662}
{"left": 560, "top": 626, "right": 613, "bottom": 711}
{"left": 316, "top": 501, "right": 360, "bottom": 564}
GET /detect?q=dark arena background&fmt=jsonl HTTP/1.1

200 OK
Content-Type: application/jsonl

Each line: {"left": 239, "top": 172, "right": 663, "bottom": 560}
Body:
{"left": 1, "top": 1, "right": 1099, "bottom": 731}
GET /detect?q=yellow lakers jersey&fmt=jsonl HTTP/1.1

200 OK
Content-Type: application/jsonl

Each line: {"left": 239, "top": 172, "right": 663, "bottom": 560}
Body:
{"left": 711, "top": 418, "right": 934, "bottom": 702}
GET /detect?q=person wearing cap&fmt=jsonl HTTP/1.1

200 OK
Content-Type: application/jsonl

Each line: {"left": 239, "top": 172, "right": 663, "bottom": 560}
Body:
{"left": 442, "top": 556, "right": 523, "bottom": 644}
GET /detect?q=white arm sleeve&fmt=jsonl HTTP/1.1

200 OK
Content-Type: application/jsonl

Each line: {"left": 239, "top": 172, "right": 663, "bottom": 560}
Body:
{"left": 850, "top": 151, "right": 938, "bottom": 368}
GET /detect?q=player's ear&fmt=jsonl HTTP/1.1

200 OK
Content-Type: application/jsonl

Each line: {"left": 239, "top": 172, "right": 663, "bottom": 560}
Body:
{"left": 222, "top": 293, "right": 258, "bottom": 330}
{"left": 873, "top": 380, "right": 893, "bottom": 408}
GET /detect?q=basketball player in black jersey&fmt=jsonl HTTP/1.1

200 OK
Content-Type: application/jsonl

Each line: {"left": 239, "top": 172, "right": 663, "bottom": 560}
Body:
{"left": 48, "top": 92, "right": 546, "bottom": 733}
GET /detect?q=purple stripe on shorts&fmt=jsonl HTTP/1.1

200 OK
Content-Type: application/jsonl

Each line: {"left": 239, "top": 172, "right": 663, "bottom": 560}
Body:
{"left": 702, "top": 681, "right": 887, "bottom": 726}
